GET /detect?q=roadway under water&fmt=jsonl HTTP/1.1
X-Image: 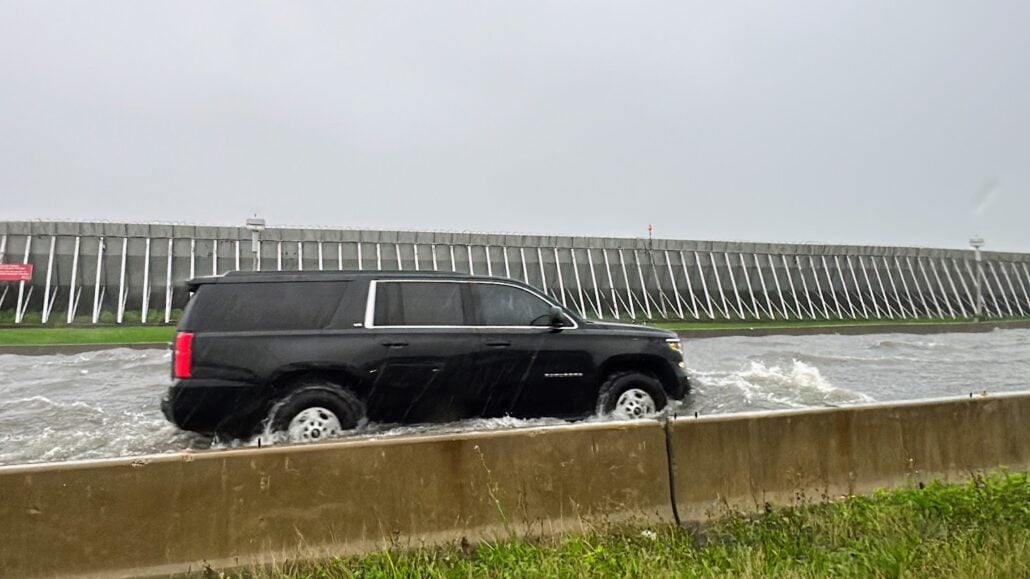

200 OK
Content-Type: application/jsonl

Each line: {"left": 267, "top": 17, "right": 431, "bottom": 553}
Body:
{"left": 1, "top": 329, "right": 1028, "bottom": 466}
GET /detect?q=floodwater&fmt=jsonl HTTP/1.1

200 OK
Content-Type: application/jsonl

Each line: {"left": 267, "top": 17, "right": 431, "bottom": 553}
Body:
{"left": 1, "top": 329, "right": 1028, "bottom": 466}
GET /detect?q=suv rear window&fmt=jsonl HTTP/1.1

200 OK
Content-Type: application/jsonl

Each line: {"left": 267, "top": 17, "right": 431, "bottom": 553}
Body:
{"left": 186, "top": 281, "right": 349, "bottom": 332}
{"left": 373, "top": 281, "right": 465, "bottom": 326}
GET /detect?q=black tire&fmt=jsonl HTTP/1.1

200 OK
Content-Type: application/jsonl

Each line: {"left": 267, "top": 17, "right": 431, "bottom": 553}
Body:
{"left": 596, "top": 371, "right": 668, "bottom": 419}
{"left": 268, "top": 383, "right": 366, "bottom": 442}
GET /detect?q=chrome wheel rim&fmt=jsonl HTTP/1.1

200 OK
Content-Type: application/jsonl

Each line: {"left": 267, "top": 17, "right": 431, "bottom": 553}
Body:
{"left": 613, "top": 388, "right": 656, "bottom": 419}
{"left": 287, "top": 407, "right": 342, "bottom": 442}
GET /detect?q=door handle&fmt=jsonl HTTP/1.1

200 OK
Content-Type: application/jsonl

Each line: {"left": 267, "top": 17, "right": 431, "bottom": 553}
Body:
{"left": 485, "top": 340, "right": 511, "bottom": 347}
{"left": 379, "top": 340, "right": 409, "bottom": 348}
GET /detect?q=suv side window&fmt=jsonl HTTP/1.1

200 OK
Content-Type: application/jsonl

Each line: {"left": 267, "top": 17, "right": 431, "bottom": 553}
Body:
{"left": 374, "top": 281, "right": 466, "bottom": 326}
{"left": 473, "top": 283, "right": 553, "bottom": 326}
{"left": 187, "top": 281, "right": 349, "bottom": 332}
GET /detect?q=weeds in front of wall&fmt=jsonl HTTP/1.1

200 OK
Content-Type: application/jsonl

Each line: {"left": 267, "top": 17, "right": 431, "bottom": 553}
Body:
{"left": 208, "top": 470, "right": 1029, "bottom": 578}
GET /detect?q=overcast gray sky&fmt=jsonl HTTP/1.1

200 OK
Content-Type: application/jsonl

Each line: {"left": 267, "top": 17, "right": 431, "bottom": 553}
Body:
{"left": 1, "top": 1, "right": 1028, "bottom": 251}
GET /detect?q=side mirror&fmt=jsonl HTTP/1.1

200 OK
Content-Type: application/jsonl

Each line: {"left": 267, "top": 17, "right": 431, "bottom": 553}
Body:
{"left": 549, "top": 306, "right": 566, "bottom": 328}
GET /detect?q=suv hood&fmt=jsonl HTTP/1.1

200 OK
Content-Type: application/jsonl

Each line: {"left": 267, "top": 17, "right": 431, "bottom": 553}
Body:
{"left": 581, "top": 320, "right": 677, "bottom": 339}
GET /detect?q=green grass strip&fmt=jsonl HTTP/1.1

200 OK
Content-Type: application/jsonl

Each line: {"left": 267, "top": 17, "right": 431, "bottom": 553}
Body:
{"left": 261, "top": 472, "right": 1029, "bottom": 578}
{"left": 652, "top": 317, "right": 1030, "bottom": 331}
{"left": 0, "top": 326, "right": 175, "bottom": 346}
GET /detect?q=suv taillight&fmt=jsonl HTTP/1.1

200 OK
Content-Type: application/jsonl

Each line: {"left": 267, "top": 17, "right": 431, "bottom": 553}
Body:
{"left": 174, "top": 332, "right": 194, "bottom": 379}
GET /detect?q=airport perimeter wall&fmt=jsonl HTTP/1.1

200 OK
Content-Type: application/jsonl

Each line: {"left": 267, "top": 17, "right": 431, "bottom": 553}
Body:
{"left": 3, "top": 220, "right": 1030, "bottom": 324}
{"left": 1, "top": 393, "right": 1028, "bottom": 578}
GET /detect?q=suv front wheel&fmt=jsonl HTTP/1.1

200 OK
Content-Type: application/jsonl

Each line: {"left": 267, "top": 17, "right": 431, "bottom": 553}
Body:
{"left": 268, "top": 383, "right": 366, "bottom": 443}
{"left": 596, "top": 371, "right": 668, "bottom": 420}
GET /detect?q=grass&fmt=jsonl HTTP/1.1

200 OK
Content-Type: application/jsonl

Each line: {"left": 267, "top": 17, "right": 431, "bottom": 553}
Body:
{"left": 234, "top": 472, "right": 1030, "bottom": 578}
{"left": 650, "top": 317, "right": 1027, "bottom": 331}
{"left": 0, "top": 325, "right": 175, "bottom": 346}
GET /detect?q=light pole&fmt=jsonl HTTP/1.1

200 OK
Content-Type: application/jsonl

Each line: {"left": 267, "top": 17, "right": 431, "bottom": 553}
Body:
{"left": 969, "top": 237, "right": 984, "bottom": 321}
{"left": 246, "top": 217, "right": 266, "bottom": 271}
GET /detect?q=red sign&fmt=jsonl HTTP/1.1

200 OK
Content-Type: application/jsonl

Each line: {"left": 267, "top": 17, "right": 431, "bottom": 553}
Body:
{"left": 0, "top": 264, "right": 33, "bottom": 282}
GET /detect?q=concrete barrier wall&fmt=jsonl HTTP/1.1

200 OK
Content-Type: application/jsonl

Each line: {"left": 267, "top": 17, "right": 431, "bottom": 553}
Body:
{"left": 3, "top": 220, "right": 1030, "bottom": 324}
{"left": 0, "top": 421, "right": 672, "bottom": 578}
{"left": 1, "top": 394, "right": 1028, "bottom": 577}
{"left": 668, "top": 393, "right": 1030, "bottom": 521}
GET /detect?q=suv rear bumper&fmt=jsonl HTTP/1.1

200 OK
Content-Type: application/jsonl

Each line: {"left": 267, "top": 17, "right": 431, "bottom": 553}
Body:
{"left": 162, "top": 379, "right": 268, "bottom": 438}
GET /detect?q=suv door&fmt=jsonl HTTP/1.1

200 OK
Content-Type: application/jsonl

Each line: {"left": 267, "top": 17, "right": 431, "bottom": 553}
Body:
{"left": 468, "top": 282, "right": 593, "bottom": 418}
{"left": 365, "top": 280, "right": 479, "bottom": 422}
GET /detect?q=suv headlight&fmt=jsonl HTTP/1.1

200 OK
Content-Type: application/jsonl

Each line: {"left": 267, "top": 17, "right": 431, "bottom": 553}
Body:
{"left": 665, "top": 338, "right": 682, "bottom": 354}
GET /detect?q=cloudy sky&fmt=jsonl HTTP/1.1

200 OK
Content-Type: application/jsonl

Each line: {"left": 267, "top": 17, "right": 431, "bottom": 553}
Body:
{"left": 2, "top": 1, "right": 1028, "bottom": 251}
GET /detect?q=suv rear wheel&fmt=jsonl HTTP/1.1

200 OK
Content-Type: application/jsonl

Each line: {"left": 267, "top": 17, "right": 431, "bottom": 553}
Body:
{"left": 268, "top": 383, "right": 366, "bottom": 443}
{"left": 596, "top": 371, "right": 667, "bottom": 420}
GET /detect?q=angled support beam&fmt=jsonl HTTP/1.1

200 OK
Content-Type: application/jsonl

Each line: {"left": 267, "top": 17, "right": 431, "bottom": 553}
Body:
{"left": 987, "top": 262, "right": 1013, "bottom": 317}
{"left": 950, "top": 258, "right": 975, "bottom": 314}
{"left": 710, "top": 252, "right": 731, "bottom": 319}
{"left": 693, "top": 251, "right": 716, "bottom": 319}
{"left": 893, "top": 257, "right": 918, "bottom": 317}
{"left": 820, "top": 256, "right": 843, "bottom": 318}
{"left": 41, "top": 236, "right": 57, "bottom": 324}
{"left": 807, "top": 256, "right": 831, "bottom": 319}
{"left": 1012, "top": 262, "right": 1030, "bottom": 315}
{"left": 724, "top": 252, "right": 747, "bottom": 319}
{"left": 141, "top": 238, "right": 152, "bottom": 324}
{"left": 91, "top": 237, "right": 105, "bottom": 324}
{"left": 916, "top": 257, "right": 945, "bottom": 318}
{"left": 618, "top": 249, "right": 636, "bottom": 319}
{"left": 570, "top": 248, "right": 587, "bottom": 317}
{"left": 754, "top": 254, "right": 776, "bottom": 319}
{"left": 604, "top": 249, "right": 622, "bottom": 319}
{"left": 796, "top": 255, "right": 818, "bottom": 319}
{"left": 677, "top": 251, "right": 701, "bottom": 319}
{"left": 164, "top": 238, "right": 174, "bottom": 324}
{"left": 928, "top": 258, "right": 957, "bottom": 318}
{"left": 867, "top": 256, "right": 895, "bottom": 319}
{"left": 588, "top": 249, "right": 604, "bottom": 319}
{"left": 554, "top": 248, "right": 569, "bottom": 308}
{"left": 833, "top": 256, "right": 857, "bottom": 319}
{"left": 845, "top": 256, "right": 869, "bottom": 318}
{"left": 781, "top": 254, "right": 804, "bottom": 320}
{"left": 116, "top": 238, "right": 128, "bottom": 324}
{"left": 768, "top": 254, "right": 791, "bottom": 319}
{"left": 662, "top": 250, "right": 685, "bottom": 319}
{"left": 999, "top": 262, "right": 1025, "bottom": 316}
{"left": 855, "top": 256, "right": 880, "bottom": 319}
{"left": 66, "top": 236, "right": 82, "bottom": 324}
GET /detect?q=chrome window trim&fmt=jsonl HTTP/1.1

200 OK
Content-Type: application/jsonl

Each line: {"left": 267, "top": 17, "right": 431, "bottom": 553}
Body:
{"left": 364, "top": 278, "right": 579, "bottom": 330}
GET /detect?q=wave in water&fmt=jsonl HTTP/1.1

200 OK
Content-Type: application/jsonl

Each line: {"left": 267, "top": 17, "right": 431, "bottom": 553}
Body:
{"left": 685, "top": 359, "right": 874, "bottom": 414}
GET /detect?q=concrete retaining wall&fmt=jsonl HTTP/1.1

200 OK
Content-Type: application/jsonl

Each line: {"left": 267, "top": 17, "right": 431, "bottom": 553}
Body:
{"left": 3, "top": 220, "right": 1030, "bottom": 324}
{"left": 668, "top": 393, "right": 1030, "bottom": 521}
{"left": 0, "top": 394, "right": 1027, "bottom": 577}
{"left": 0, "top": 421, "right": 672, "bottom": 578}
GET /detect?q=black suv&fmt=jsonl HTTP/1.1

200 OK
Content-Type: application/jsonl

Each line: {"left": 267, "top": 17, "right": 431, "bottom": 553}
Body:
{"left": 162, "top": 271, "right": 690, "bottom": 441}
